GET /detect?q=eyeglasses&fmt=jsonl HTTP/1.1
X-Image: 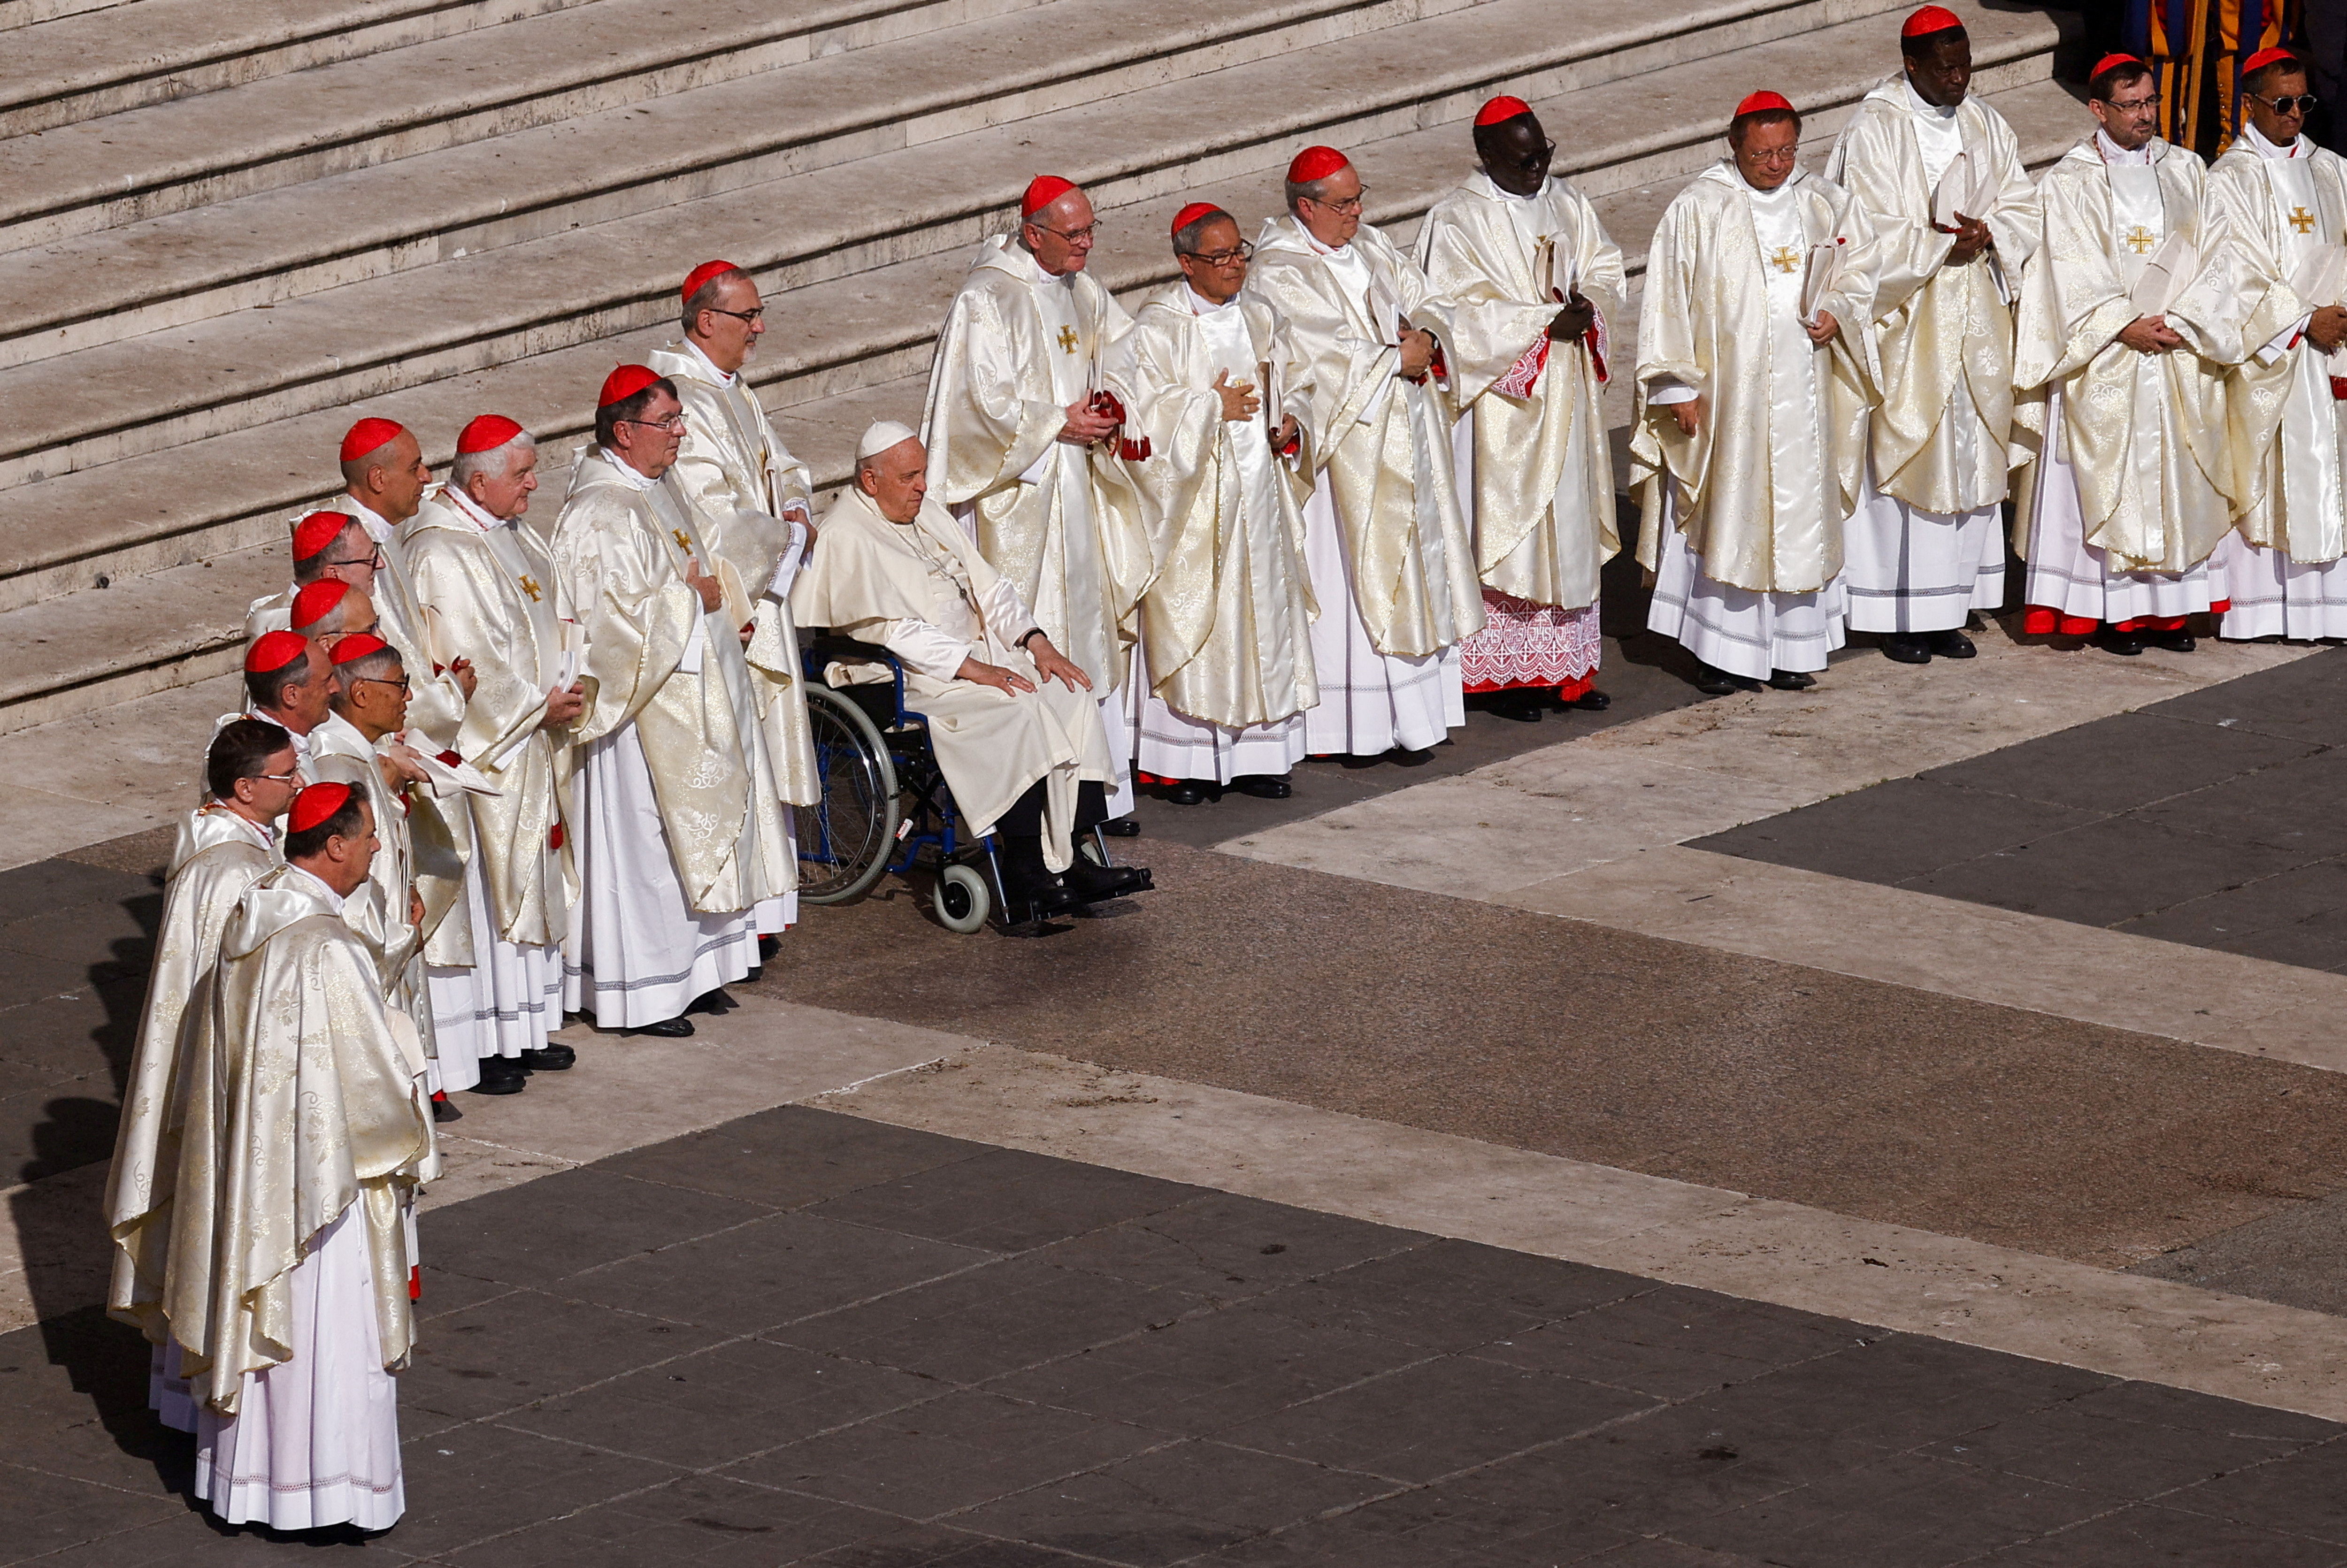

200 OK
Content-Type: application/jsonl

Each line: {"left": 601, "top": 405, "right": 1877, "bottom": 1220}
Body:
{"left": 702, "top": 306, "right": 764, "bottom": 325}
{"left": 1028, "top": 220, "right": 1099, "bottom": 244}
{"left": 348, "top": 674, "right": 411, "bottom": 694}
{"left": 1745, "top": 145, "right": 1802, "bottom": 165}
{"left": 1504, "top": 140, "right": 1557, "bottom": 172}
{"left": 1180, "top": 241, "right": 1254, "bottom": 265}
{"left": 2257, "top": 92, "right": 2319, "bottom": 115}
{"left": 249, "top": 769, "right": 301, "bottom": 785}
{"left": 324, "top": 547, "right": 384, "bottom": 569}
{"left": 1304, "top": 190, "right": 1367, "bottom": 214}
{"left": 2107, "top": 92, "right": 2161, "bottom": 112}
{"left": 618, "top": 413, "right": 688, "bottom": 433}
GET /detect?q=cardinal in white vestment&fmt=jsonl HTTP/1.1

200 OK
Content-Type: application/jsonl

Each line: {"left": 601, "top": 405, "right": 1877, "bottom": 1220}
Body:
{"left": 1633, "top": 92, "right": 1880, "bottom": 692}
{"left": 551, "top": 365, "right": 786, "bottom": 1033}
{"left": 107, "top": 719, "right": 297, "bottom": 1433}
{"left": 2209, "top": 47, "right": 2347, "bottom": 639}
{"left": 233, "top": 631, "right": 333, "bottom": 776}
{"left": 163, "top": 783, "right": 432, "bottom": 1532}
{"left": 1103, "top": 202, "right": 1318, "bottom": 804}
{"left": 1247, "top": 145, "right": 1484, "bottom": 759}
{"left": 1826, "top": 8, "right": 2040, "bottom": 662}
{"left": 1419, "top": 98, "right": 1622, "bottom": 723}
{"left": 795, "top": 422, "right": 1152, "bottom": 918}
{"left": 921, "top": 177, "right": 1151, "bottom": 821}
{"left": 652, "top": 260, "right": 821, "bottom": 919}
{"left": 2012, "top": 54, "right": 2284, "bottom": 655}
{"left": 402, "top": 415, "right": 586, "bottom": 1094}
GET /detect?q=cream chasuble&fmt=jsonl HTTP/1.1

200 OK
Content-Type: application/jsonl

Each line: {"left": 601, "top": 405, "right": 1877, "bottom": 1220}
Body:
{"left": 793, "top": 486, "right": 1113, "bottom": 869}
{"left": 551, "top": 449, "right": 767, "bottom": 914}
{"left": 107, "top": 807, "right": 276, "bottom": 1346}
{"left": 1417, "top": 169, "right": 1624, "bottom": 612}
{"left": 921, "top": 237, "right": 1150, "bottom": 692}
{"left": 650, "top": 338, "right": 822, "bottom": 815}
{"left": 162, "top": 863, "right": 430, "bottom": 1413}
{"left": 1105, "top": 283, "right": 1318, "bottom": 734}
{"left": 323, "top": 497, "right": 471, "bottom": 751}
{"left": 2012, "top": 136, "right": 2278, "bottom": 581}
{"left": 1826, "top": 77, "right": 2038, "bottom": 513}
{"left": 1632, "top": 162, "right": 1879, "bottom": 594}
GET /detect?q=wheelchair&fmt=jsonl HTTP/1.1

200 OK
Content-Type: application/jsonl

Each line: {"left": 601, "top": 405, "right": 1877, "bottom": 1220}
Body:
{"left": 791, "top": 634, "right": 1144, "bottom": 932}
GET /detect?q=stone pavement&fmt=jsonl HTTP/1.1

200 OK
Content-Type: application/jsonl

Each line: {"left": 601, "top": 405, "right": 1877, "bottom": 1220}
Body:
{"left": 18, "top": 1103, "right": 2347, "bottom": 1568}
{"left": 17, "top": 595, "right": 2347, "bottom": 1562}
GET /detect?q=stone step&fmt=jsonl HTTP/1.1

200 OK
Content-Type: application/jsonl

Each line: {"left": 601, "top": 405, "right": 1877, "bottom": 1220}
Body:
{"left": 0, "top": 0, "right": 134, "bottom": 31}
{"left": 0, "top": 63, "right": 2086, "bottom": 735}
{"left": 0, "top": 0, "right": 1837, "bottom": 367}
{"left": 0, "top": 0, "right": 1065, "bottom": 250}
{"left": 0, "top": 0, "right": 1949, "bottom": 508}
{"left": 0, "top": 0, "right": 601, "bottom": 140}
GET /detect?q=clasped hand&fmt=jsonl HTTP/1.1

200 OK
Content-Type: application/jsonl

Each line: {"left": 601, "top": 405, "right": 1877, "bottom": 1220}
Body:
{"left": 1547, "top": 293, "right": 1596, "bottom": 340}
{"left": 1058, "top": 398, "right": 1120, "bottom": 445}
{"left": 1940, "top": 212, "right": 1993, "bottom": 264}
{"left": 2120, "top": 315, "right": 2186, "bottom": 354}
{"left": 1397, "top": 326, "right": 1436, "bottom": 379}
{"left": 540, "top": 680, "right": 586, "bottom": 729}
{"left": 2308, "top": 305, "right": 2347, "bottom": 354}
{"left": 1211, "top": 368, "right": 1260, "bottom": 422}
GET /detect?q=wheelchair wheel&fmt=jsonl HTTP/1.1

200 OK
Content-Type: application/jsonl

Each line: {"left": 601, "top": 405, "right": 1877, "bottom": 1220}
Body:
{"left": 934, "top": 862, "right": 991, "bottom": 934}
{"left": 794, "top": 684, "right": 900, "bottom": 904}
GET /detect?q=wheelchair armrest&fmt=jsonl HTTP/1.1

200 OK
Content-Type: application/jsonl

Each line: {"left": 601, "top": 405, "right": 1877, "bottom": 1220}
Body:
{"left": 806, "top": 633, "right": 899, "bottom": 668}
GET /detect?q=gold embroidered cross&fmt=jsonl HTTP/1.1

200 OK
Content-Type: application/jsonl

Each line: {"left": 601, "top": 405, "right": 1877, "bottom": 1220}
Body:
{"left": 2291, "top": 205, "right": 2318, "bottom": 235}
{"left": 519, "top": 574, "right": 541, "bottom": 603}
{"left": 1056, "top": 325, "right": 1079, "bottom": 353}
{"left": 672, "top": 528, "right": 692, "bottom": 553}
{"left": 1767, "top": 245, "right": 1802, "bottom": 274}
{"left": 2123, "top": 224, "right": 2156, "bottom": 254}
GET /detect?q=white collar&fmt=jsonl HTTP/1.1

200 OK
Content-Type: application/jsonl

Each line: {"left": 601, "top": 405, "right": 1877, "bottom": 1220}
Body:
{"left": 2245, "top": 119, "right": 2309, "bottom": 160}
{"left": 342, "top": 497, "right": 393, "bottom": 543}
{"left": 202, "top": 803, "right": 276, "bottom": 850}
{"left": 1301, "top": 224, "right": 1356, "bottom": 260}
{"left": 2096, "top": 129, "right": 2155, "bottom": 166}
{"left": 248, "top": 707, "right": 313, "bottom": 745}
{"left": 1902, "top": 76, "right": 1960, "bottom": 122}
{"left": 1024, "top": 247, "right": 1076, "bottom": 288}
{"left": 441, "top": 484, "right": 509, "bottom": 532}
{"left": 284, "top": 863, "right": 345, "bottom": 913}
{"left": 1730, "top": 161, "right": 1804, "bottom": 200}
{"left": 1182, "top": 283, "right": 1235, "bottom": 314}
{"left": 681, "top": 335, "right": 736, "bottom": 386}
{"left": 597, "top": 448, "right": 663, "bottom": 491}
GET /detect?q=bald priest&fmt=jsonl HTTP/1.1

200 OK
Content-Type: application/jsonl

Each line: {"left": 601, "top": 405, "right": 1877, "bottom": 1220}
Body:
{"left": 922, "top": 174, "right": 1151, "bottom": 824}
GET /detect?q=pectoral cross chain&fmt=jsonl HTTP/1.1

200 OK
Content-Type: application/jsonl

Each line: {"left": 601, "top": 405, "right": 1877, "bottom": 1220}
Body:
{"left": 1056, "top": 325, "right": 1079, "bottom": 354}
{"left": 1767, "top": 245, "right": 1802, "bottom": 275}
{"left": 2291, "top": 204, "right": 2318, "bottom": 235}
{"left": 519, "top": 574, "right": 542, "bottom": 602}
{"left": 2123, "top": 224, "right": 2156, "bottom": 254}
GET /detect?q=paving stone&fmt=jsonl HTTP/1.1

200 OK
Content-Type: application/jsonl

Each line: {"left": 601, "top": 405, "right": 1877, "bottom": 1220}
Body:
{"left": 1664, "top": 1452, "right": 2109, "bottom": 1566}
{"left": 571, "top": 1210, "right": 993, "bottom": 1334}
{"left": 401, "top": 1288, "right": 730, "bottom": 1430}
{"left": 1215, "top": 1353, "right": 1661, "bottom": 1483}
{"left": 0, "top": 892, "right": 158, "bottom": 977}
{"left": 983, "top": 1301, "right": 1427, "bottom": 1438}
{"left": 2144, "top": 647, "right": 2347, "bottom": 745}
{"left": 20, "top": 1514, "right": 423, "bottom": 1566}
{"left": 1031, "top": 1191, "right": 1423, "bottom": 1301}
{"left": 1244, "top": 1238, "right": 1652, "bottom": 1352}
{"left": 795, "top": 1524, "right": 1107, "bottom": 1566}
{"left": 0, "top": 1459, "right": 183, "bottom": 1567}
{"left": 1473, "top": 1286, "right": 1857, "bottom": 1400}
{"left": 419, "top": 1167, "right": 775, "bottom": 1290}
{"left": 946, "top": 1438, "right": 1394, "bottom": 1567}
{"left": 1970, "top": 1502, "right": 2347, "bottom": 1565}
{"left": 2114, "top": 861, "right": 2347, "bottom": 971}
{"left": 729, "top": 1389, "right": 1169, "bottom": 1520}
{"left": 2161, "top": 1434, "right": 2347, "bottom": 1545}
{"left": 0, "top": 858, "right": 153, "bottom": 927}
{"left": 2128, "top": 1188, "right": 2347, "bottom": 1317}
{"left": 594, "top": 1105, "right": 984, "bottom": 1211}
{"left": 1902, "top": 816, "right": 2317, "bottom": 929}
{"left": 1200, "top": 1513, "right": 1572, "bottom": 1565}
{"left": 0, "top": 1308, "right": 197, "bottom": 1494}
{"left": 1694, "top": 778, "right": 2106, "bottom": 885}
{"left": 439, "top": 1471, "right": 913, "bottom": 1567}
{"left": 0, "top": 979, "right": 134, "bottom": 1078}
{"left": 805, "top": 1146, "right": 1205, "bottom": 1253}
{"left": 767, "top": 1254, "right": 1200, "bottom": 1384}
{"left": 0, "top": 946, "right": 93, "bottom": 1010}
{"left": 1918, "top": 711, "right": 2320, "bottom": 814}
{"left": 497, "top": 1336, "right": 937, "bottom": 1469}
{"left": 373, "top": 1422, "right": 688, "bottom": 1560}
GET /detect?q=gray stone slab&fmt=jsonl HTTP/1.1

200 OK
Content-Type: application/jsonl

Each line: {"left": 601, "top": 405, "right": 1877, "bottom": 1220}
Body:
{"left": 2128, "top": 1188, "right": 2347, "bottom": 1319}
{"left": 2145, "top": 646, "right": 2347, "bottom": 746}
{"left": 590, "top": 1102, "right": 984, "bottom": 1210}
{"left": 804, "top": 1146, "right": 1205, "bottom": 1253}
{"left": 1245, "top": 1238, "right": 1653, "bottom": 1352}
{"left": 2115, "top": 864, "right": 2347, "bottom": 973}
{"left": 1473, "top": 1285, "right": 1861, "bottom": 1401}
{"left": 400, "top": 1286, "right": 729, "bottom": 1430}
{"left": 1902, "top": 817, "right": 2317, "bottom": 929}
{"left": 0, "top": 858, "right": 152, "bottom": 926}
{"left": 419, "top": 1165, "right": 775, "bottom": 1290}
{"left": 1973, "top": 1503, "right": 2347, "bottom": 1566}
{"left": 437, "top": 1471, "right": 917, "bottom": 1567}
{"left": 1030, "top": 1190, "right": 1421, "bottom": 1300}
{"left": 1920, "top": 711, "right": 2320, "bottom": 813}
{"left": 1693, "top": 777, "right": 2107, "bottom": 886}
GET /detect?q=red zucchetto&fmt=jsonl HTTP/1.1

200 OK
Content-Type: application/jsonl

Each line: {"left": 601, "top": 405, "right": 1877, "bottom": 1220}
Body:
{"left": 598, "top": 364, "right": 662, "bottom": 406}
{"left": 1286, "top": 146, "right": 1349, "bottom": 184}
{"left": 245, "top": 630, "right": 309, "bottom": 673}
{"left": 338, "top": 417, "right": 404, "bottom": 464}
{"left": 290, "top": 579, "right": 350, "bottom": 632}
{"left": 456, "top": 414, "right": 523, "bottom": 453}
{"left": 287, "top": 781, "right": 353, "bottom": 834}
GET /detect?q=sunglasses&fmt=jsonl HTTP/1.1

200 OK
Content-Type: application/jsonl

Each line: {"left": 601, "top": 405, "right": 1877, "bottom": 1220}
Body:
{"left": 2257, "top": 92, "right": 2320, "bottom": 115}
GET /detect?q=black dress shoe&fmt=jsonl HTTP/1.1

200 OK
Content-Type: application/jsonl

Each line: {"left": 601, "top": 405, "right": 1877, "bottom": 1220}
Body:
{"left": 623, "top": 1016, "right": 695, "bottom": 1038}
{"left": 1164, "top": 780, "right": 1209, "bottom": 805}
{"left": 430, "top": 1094, "right": 464, "bottom": 1124}
{"left": 1230, "top": 774, "right": 1292, "bottom": 799}
{"left": 2146, "top": 628, "right": 2196, "bottom": 653}
{"left": 468, "top": 1059, "right": 527, "bottom": 1096}
{"left": 1768, "top": 668, "right": 1818, "bottom": 691}
{"left": 758, "top": 933, "right": 779, "bottom": 962}
{"left": 1881, "top": 633, "right": 1933, "bottom": 665}
{"left": 1098, "top": 816, "right": 1142, "bottom": 837}
{"left": 1928, "top": 629, "right": 1977, "bottom": 658}
{"left": 1564, "top": 689, "right": 1611, "bottom": 711}
{"left": 1487, "top": 691, "right": 1546, "bottom": 722}
{"left": 519, "top": 1045, "right": 574, "bottom": 1072}
{"left": 2099, "top": 627, "right": 2146, "bottom": 656}
{"left": 686, "top": 988, "right": 736, "bottom": 1017}
{"left": 1064, "top": 857, "right": 1153, "bottom": 902}
{"left": 1693, "top": 662, "right": 1756, "bottom": 695}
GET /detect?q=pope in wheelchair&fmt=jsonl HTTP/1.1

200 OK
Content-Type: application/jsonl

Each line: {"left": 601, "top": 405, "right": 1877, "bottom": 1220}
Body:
{"left": 791, "top": 421, "right": 1154, "bottom": 922}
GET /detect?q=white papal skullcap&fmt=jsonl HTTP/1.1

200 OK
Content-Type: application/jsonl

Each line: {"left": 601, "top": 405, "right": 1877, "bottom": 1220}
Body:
{"left": 856, "top": 420, "right": 920, "bottom": 460}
